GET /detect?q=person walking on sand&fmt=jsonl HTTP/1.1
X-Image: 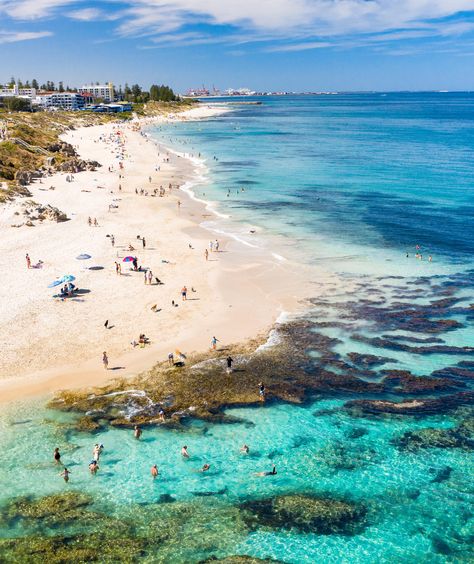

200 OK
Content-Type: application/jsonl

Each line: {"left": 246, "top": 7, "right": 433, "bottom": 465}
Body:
{"left": 134, "top": 425, "right": 143, "bottom": 440}
{"left": 102, "top": 352, "right": 109, "bottom": 370}
{"left": 151, "top": 464, "right": 159, "bottom": 479}
{"left": 181, "top": 446, "right": 190, "bottom": 458}
{"left": 181, "top": 286, "right": 187, "bottom": 301}
{"left": 142, "top": 237, "right": 146, "bottom": 249}
{"left": 115, "top": 261, "right": 120, "bottom": 275}
{"left": 26, "top": 253, "right": 31, "bottom": 269}
{"left": 60, "top": 468, "right": 71, "bottom": 482}
{"left": 147, "top": 270, "right": 153, "bottom": 285}
{"left": 88, "top": 216, "right": 92, "bottom": 226}
{"left": 211, "top": 336, "right": 219, "bottom": 350}
{"left": 209, "top": 240, "right": 214, "bottom": 252}
{"left": 204, "top": 248, "right": 209, "bottom": 261}
{"left": 214, "top": 239, "right": 219, "bottom": 252}
{"left": 53, "top": 447, "right": 61, "bottom": 465}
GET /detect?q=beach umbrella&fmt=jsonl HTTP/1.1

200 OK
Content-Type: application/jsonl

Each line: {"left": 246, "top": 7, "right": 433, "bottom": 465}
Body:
{"left": 123, "top": 256, "right": 135, "bottom": 262}
{"left": 48, "top": 279, "right": 63, "bottom": 288}
{"left": 76, "top": 253, "right": 91, "bottom": 260}
{"left": 61, "top": 275, "right": 76, "bottom": 283}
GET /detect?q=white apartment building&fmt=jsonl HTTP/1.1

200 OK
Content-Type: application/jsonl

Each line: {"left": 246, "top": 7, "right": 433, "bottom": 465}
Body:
{"left": 36, "top": 93, "right": 86, "bottom": 111}
{"left": 0, "top": 84, "right": 37, "bottom": 98}
{"left": 78, "top": 82, "right": 115, "bottom": 102}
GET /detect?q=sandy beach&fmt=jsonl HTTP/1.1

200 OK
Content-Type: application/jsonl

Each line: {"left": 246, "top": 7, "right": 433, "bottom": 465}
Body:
{"left": 0, "top": 104, "right": 319, "bottom": 402}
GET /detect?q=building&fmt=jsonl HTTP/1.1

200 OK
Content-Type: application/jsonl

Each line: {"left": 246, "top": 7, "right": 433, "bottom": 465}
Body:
{"left": 36, "top": 92, "right": 86, "bottom": 111}
{"left": 0, "top": 84, "right": 37, "bottom": 98}
{"left": 78, "top": 82, "right": 115, "bottom": 102}
{"left": 85, "top": 102, "right": 132, "bottom": 113}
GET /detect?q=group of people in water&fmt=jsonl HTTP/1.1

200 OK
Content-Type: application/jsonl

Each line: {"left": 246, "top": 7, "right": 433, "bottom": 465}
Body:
{"left": 55, "top": 429, "right": 276, "bottom": 483}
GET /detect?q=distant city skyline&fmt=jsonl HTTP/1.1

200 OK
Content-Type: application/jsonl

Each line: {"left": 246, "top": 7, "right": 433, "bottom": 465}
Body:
{"left": 2, "top": 1, "right": 474, "bottom": 92}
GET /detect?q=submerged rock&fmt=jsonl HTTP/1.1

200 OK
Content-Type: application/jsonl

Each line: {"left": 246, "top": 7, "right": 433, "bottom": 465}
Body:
{"left": 394, "top": 418, "right": 474, "bottom": 451}
{"left": 241, "top": 494, "right": 366, "bottom": 535}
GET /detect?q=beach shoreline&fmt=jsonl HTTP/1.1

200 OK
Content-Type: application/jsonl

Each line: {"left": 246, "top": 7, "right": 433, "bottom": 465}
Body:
{"left": 0, "top": 104, "right": 319, "bottom": 404}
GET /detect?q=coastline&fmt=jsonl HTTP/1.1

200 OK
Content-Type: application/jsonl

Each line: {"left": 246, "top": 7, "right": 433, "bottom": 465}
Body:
{"left": 0, "top": 104, "right": 318, "bottom": 403}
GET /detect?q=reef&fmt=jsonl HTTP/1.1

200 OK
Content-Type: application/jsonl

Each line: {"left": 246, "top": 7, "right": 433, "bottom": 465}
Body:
{"left": 394, "top": 417, "right": 474, "bottom": 451}
{"left": 240, "top": 494, "right": 366, "bottom": 535}
{"left": 344, "top": 392, "right": 474, "bottom": 417}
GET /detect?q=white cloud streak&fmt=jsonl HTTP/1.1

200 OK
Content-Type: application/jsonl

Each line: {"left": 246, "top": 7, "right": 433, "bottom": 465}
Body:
{"left": 0, "top": 29, "right": 52, "bottom": 43}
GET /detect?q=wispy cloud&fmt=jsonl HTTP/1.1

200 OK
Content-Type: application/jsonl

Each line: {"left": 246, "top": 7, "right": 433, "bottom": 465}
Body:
{"left": 1, "top": 0, "right": 474, "bottom": 53}
{"left": 0, "top": 29, "right": 52, "bottom": 43}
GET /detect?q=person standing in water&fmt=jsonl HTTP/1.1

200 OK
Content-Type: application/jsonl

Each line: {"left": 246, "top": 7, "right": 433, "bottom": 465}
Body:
{"left": 151, "top": 464, "right": 159, "bottom": 479}
{"left": 134, "top": 425, "right": 143, "bottom": 440}
{"left": 102, "top": 352, "right": 109, "bottom": 370}
{"left": 53, "top": 447, "right": 61, "bottom": 464}
{"left": 181, "top": 446, "right": 190, "bottom": 458}
{"left": 60, "top": 468, "right": 71, "bottom": 482}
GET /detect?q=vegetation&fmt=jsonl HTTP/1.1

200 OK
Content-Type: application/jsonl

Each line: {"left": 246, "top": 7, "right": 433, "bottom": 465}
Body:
{"left": 0, "top": 96, "right": 31, "bottom": 112}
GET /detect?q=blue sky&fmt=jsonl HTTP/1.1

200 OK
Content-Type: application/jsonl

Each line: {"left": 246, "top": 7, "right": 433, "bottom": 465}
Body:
{"left": 2, "top": 1, "right": 474, "bottom": 92}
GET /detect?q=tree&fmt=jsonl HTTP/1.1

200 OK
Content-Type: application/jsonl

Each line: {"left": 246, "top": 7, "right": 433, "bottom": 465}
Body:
{"left": 123, "top": 83, "right": 132, "bottom": 101}
{"left": 58, "top": 81, "right": 64, "bottom": 92}
{"left": 9, "top": 76, "right": 15, "bottom": 87}
{"left": 149, "top": 84, "right": 177, "bottom": 102}
{"left": 32, "top": 79, "right": 39, "bottom": 89}
{"left": 3, "top": 96, "right": 31, "bottom": 111}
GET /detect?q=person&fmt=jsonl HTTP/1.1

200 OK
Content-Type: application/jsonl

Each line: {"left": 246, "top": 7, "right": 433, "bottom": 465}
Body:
{"left": 102, "top": 351, "right": 109, "bottom": 370}
{"left": 258, "top": 382, "right": 265, "bottom": 402}
{"left": 88, "top": 216, "right": 92, "bottom": 226}
{"left": 201, "top": 464, "right": 211, "bottom": 472}
{"left": 168, "top": 352, "right": 174, "bottom": 365}
{"left": 151, "top": 464, "right": 159, "bottom": 479}
{"left": 94, "top": 218, "right": 98, "bottom": 227}
{"left": 26, "top": 253, "right": 31, "bottom": 269}
{"left": 115, "top": 261, "right": 120, "bottom": 275}
{"left": 144, "top": 271, "right": 148, "bottom": 285}
{"left": 111, "top": 235, "right": 115, "bottom": 247}
{"left": 181, "top": 446, "right": 190, "bottom": 458}
{"left": 134, "top": 425, "right": 142, "bottom": 440}
{"left": 209, "top": 240, "right": 214, "bottom": 252}
{"left": 92, "top": 444, "right": 103, "bottom": 461}
{"left": 104, "top": 320, "right": 109, "bottom": 329}
{"left": 240, "top": 444, "right": 249, "bottom": 454}
{"left": 132, "top": 257, "right": 138, "bottom": 271}
{"left": 142, "top": 237, "right": 146, "bottom": 249}
{"left": 211, "top": 336, "right": 219, "bottom": 350}
{"left": 53, "top": 447, "right": 61, "bottom": 464}
{"left": 159, "top": 408, "right": 165, "bottom": 422}
{"left": 254, "top": 465, "right": 277, "bottom": 477}
{"left": 149, "top": 176, "right": 152, "bottom": 183}
{"left": 147, "top": 270, "right": 153, "bottom": 285}
{"left": 89, "top": 460, "right": 99, "bottom": 474}
{"left": 204, "top": 248, "right": 209, "bottom": 261}
{"left": 60, "top": 468, "right": 71, "bottom": 482}
{"left": 181, "top": 286, "right": 187, "bottom": 301}
{"left": 214, "top": 239, "right": 219, "bottom": 252}
{"left": 429, "top": 255, "right": 432, "bottom": 262}
{"left": 226, "top": 356, "right": 233, "bottom": 374}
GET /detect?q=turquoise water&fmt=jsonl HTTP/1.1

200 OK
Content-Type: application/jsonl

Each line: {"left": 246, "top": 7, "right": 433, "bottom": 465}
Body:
{"left": 1, "top": 94, "right": 473, "bottom": 562}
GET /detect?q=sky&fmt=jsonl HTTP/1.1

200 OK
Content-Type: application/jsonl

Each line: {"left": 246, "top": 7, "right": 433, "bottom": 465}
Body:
{"left": 1, "top": 0, "right": 474, "bottom": 92}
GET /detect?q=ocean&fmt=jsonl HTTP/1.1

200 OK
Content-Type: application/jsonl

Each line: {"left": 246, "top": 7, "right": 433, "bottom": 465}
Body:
{"left": 0, "top": 94, "right": 472, "bottom": 563}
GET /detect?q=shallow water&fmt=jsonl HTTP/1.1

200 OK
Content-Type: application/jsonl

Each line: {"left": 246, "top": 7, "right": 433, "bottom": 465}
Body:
{"left": 1, "top": 94, "right": 473, "bottom": 562}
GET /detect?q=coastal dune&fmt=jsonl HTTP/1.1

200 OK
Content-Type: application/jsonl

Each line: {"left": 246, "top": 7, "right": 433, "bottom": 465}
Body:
{"left": 0, "top": 105, "right": 316, "bottom": 402}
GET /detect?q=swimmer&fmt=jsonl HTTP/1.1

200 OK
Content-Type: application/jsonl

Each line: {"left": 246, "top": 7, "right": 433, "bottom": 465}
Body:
{"left": 89, "top": 460, "right": 99, "bottom": 474}
{"left": 254, "top": 465, "right": 277, "bottom": 477}
{"left": 200, "top": 464, "right": 211, "bottom": 472}
{"left": 60, "top": 468, "right": 71, "bottom": 482}
{"left": 134, "top": 425, "right": 143, "bottom": 440}
{"left": 151, "top": 464, "right": 159, "bottom": 479}
{"left": 240, "top": 444, "right": 249, "bottom": 454}
{"left": 53, "top": 447, "right": 61, "bottom": 464}
{"left": 181, "top": 445, "right": 190, "bottom": 458}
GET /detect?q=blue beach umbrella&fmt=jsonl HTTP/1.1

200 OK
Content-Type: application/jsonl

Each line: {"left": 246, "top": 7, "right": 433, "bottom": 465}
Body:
{"left": 61, "top": 275, "right": 76, "bottom": 283}
{"left": 76, "top": 253, "right": 91, "bottom": 260}
{"left": 48, "top": 279, "right": 63, "bottom": 288}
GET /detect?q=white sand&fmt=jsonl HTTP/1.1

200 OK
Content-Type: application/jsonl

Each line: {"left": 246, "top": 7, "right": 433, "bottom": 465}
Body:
{"left": 0, "top": 104, "right": 329, "bottom": 402}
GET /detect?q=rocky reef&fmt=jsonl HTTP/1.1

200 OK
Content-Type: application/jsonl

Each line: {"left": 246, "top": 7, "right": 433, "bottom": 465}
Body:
{"left": 394, "top": 417, "right": 474, "bottom": 451}
{"left": 240, "top": 494, "right": 366, "bottom": 535}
